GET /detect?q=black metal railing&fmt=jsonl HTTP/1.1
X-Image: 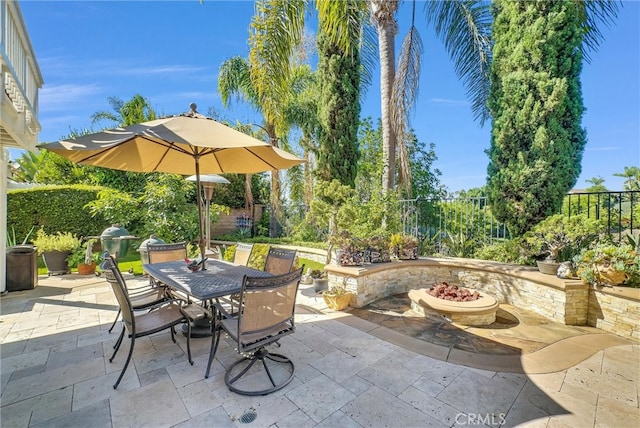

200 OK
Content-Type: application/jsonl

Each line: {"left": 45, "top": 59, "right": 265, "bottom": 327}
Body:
{"left": 402, "top": 190, "right": 639, "bottom": 255}
{"left": 564, "top": 190, "right": 639, "bottom": 241}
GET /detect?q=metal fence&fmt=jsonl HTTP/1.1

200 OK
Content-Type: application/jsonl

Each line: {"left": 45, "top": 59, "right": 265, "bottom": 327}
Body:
{"left": 401, "top": 190, "right": 639, "bottom": 256}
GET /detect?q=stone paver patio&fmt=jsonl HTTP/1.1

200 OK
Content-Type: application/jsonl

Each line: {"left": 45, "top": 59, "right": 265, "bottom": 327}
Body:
{"left": 1, "top": 273, "right": 638, "bottom": 427}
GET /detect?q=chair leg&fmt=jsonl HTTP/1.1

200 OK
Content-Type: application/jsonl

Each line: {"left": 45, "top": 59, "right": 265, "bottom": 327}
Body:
{"left": 110, "top": 327, "right": 125, "bottom": 360}
{"left": 108, "top": 308, "right": 121, "bottom": 333}
{"left": 186, "top": 321, "right": 193, "bottom": 365}
{"left": 170, "top": 326, "right": 176, "bottom": 343}
{"left": 205, "top": 322, "right": 221, "bottom": 378}
{"left": 113, "top": 336, "right": 135, "bottom": 389}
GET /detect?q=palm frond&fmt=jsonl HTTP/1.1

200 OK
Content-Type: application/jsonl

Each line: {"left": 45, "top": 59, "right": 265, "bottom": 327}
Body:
{"left": 249, "top": 0, "right": 306, "bottom": 125}
{"left": 359, "top": 22, "right": 378, "bottom": 98}
{"left": 392, "top": 23, "right": 423, "bottom": 194}
{"left": 217, "top": 56, "right": 255, "bottom": 107}
{"left": 576, "top": 0, "right": 620, "bottom": 62}
{"left": 425, "top": 0, "right": 492, "bottom": 125}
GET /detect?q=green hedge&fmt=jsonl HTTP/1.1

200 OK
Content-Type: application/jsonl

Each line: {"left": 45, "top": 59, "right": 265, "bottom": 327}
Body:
{"left": 8, "top": 185, "right": 110, "bottom": 240}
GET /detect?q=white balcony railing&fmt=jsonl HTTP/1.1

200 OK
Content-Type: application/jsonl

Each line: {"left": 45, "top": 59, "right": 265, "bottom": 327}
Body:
{"left": 0, "top": 0, "right": 43, "bottom": 151}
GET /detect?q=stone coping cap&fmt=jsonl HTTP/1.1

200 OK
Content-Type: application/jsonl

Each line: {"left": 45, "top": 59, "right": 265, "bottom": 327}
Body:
{"left": 324, "top": 257, "right": 585, "bottom": 292}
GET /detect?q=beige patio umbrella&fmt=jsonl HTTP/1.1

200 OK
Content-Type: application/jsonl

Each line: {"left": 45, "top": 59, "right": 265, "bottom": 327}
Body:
{"left": 38, "top": 105, "right": 304, "bottom": 263}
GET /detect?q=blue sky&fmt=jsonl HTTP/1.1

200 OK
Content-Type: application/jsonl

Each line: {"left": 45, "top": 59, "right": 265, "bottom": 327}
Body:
{"left": 14, "top": 0, "right": 640, "bottom": 192}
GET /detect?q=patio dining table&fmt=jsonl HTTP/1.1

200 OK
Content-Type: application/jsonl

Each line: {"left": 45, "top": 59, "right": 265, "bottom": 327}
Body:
{"left": 143, "top": 259, "right": 273, "bottom": 336}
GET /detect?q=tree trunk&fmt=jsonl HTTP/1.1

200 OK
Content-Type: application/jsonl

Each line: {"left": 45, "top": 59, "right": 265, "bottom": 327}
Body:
{"left": 371, "top": 0, "right": 399, "bottom": 192}
{"left": 267, "top": 124, "right": 280, "bottom": 238}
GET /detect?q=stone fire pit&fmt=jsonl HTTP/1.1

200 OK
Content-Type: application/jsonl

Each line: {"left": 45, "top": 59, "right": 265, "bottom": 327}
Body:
{"left": 408, "top": 285, "right": 499, "bottom": 326}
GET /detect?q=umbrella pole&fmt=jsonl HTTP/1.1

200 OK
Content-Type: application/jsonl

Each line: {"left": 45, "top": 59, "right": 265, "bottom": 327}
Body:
{"left": 195, "top": 157, "right": 207, "bottom": 269}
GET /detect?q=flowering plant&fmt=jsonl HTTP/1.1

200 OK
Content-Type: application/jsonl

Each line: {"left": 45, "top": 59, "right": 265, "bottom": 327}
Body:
{"left": 236, "top": 213, "right": 252, "bottom": 237}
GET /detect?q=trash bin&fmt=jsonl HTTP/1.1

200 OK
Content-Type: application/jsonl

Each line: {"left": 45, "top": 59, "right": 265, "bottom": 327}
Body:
{"left": 138, "top": 234, "right": 166, "bottom": 265}
{"left": 6, "top": 245, "right": 38, "bottom": 291}
{"left": 100, "top": 224, "right": 137, "bottom": 262}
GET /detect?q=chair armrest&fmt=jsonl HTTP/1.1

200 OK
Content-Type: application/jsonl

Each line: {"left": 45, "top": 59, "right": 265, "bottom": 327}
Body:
{"left": 213, "top": 300, "right": 234, "bottom": 320}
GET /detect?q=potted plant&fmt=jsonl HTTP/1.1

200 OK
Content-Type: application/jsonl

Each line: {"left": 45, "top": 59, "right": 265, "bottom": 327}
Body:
{"left": 66, "top": 239, "right": 101, "bottom": 275}
{"left": 310, "top": 269, "right": 328, "bottom": 292}
{"left": 330, "top": 231, "right": 365, "bottom": 266}
{"left": 365, "top": 234, "right": 391, "bottom": 263}
{"left": 573, "top": 242, "right": 640, "bottom": 287}
{"left": 322, "top": 283, "right": 353, "bottom": 310}
{"left": 32, "top": 229, "right": 81, "bottom": 276}
{"left": 390, "top": 233, "right": 419, "bottom": 260}
{"left": 525, "top": 214, "right": 600, "bottom": 275}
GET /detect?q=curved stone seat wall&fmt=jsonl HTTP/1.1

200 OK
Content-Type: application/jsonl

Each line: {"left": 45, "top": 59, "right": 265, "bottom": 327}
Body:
{"left": 324, "top": 257, "right": 640, "bottom": 340}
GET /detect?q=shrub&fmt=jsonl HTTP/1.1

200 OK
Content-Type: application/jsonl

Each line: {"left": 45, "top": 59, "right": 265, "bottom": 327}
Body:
{"left": 8, "top": 185, "right": 109, "bottom": 238}
{"left": 523, "top": 214, "right": 602, "bottom": 262}
{"left": 473, "top": 238, "right": 532, "bottom": 265}
{"left": 32, "top": 229, "right": 81, "bottom": 254}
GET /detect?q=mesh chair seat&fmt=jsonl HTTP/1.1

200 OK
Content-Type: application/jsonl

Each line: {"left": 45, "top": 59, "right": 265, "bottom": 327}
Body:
{"left": 233, "top": 243, "right": 254, "bottom": 266}
{"left": 223, "top": 242, "right": 256, "bottom": 313}
{"left": 129, "top": 288, "right": 168, "bottom": 307}
{"left": 147, "top": 242, "right": 188, "bottom": 288}
{"left": 107, "top": 280, "right": 169, "bottom": 334}
{"left": 147, "top": 242, "right": 188, "bottom": 264}
{"left": 263, "top": 248, "right": 297, "bottom": 275}
{"left": 206, "top": 267, "right": 304, "bottom": 396}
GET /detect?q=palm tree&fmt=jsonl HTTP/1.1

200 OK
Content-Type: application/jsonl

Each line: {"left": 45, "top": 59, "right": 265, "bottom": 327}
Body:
{"left": 91, "top": 94, "right": 158, "bottom": 127}
{"left": 614, "top": 166, "right": 640, "bottom": 191}
{"left": 218, "top": 0, "right": 307, "bottom": 237}
{"left": 318, "top": 0, "right": 492, "bottom": 195}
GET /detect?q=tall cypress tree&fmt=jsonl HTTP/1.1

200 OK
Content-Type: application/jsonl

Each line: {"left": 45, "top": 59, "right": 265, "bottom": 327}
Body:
{"left": 487, "top": 0, "right": 586, "bottom": 236}
{"left": 315, "top": 27, "right": 361, "bottom": 187}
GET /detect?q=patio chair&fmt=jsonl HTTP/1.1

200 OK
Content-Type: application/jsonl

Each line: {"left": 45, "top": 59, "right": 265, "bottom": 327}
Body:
{"left": 205, "top": 266, "right": 304, "bottom": 395}
{"left": 263, "top": 247, "right": 297, "bottom": 275}
{"left": 106, "top": 245, "right": 172, "bottom": 333}
{"left": 223, "top": 242, "right": 255, "bottom": 312}
{"left": 233, "top": 242, "right": 254, "bottom": 266}
{"left": 147, "top": 242, "right": 188, "bottom": 264}
{"left": 102, "top": 255, "right": 207, "bottom": 389}
{"left": 146, "top": 241, "right": 188, "bottom": 295}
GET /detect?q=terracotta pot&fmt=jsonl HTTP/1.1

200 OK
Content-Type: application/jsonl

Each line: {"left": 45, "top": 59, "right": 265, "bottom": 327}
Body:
{"left": 77, "top": 262, "right": 97, "bottom": 275}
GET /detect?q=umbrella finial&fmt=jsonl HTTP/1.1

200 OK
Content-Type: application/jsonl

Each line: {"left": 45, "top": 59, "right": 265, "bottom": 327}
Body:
{"left": 189, "top": 103, "right": 198, "bottom": 114}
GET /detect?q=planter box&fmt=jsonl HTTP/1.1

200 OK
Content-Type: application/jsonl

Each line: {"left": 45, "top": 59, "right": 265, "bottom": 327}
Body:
{"left": 335, "top": 249, "right": 364, "bottom": 266}
{"left": 397, "top": 247, "right": 418, "bottom": 260}
{"left": 365, "top": 248, "right": 391, "bottom": 263}
{"left": 6, "top": 245, "right": 38, "bottom": 291}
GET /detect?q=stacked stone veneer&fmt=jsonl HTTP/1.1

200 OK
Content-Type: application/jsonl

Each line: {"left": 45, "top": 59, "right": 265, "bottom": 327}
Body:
{"left": 587, "top": 286, "right": 640, "bottom": 340}
{"left": 324, "top": 257, "right": 640, "bottom": 339}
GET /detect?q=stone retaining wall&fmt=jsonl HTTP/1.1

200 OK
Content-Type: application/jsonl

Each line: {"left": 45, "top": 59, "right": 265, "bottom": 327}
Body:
{"left": 587, "top": 286, "right": 640, "bottom": 340}
{"left": 324, "top": 257, "right": 639, "bottom": 340}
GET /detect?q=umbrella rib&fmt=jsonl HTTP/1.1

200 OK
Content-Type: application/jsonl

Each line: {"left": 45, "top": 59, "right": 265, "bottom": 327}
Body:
{"left": 244, "top": 147, "right": 279, "bottom": 171}
{"left": 200, "top": 147, "right": 223, "bottom": 172}
{"left": 73, "top": 136, "right": 194, "bottom": 171}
